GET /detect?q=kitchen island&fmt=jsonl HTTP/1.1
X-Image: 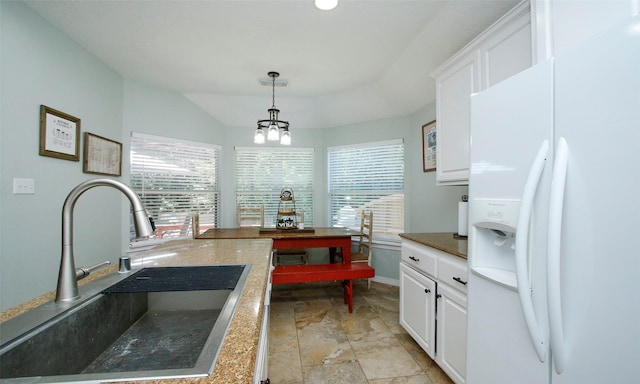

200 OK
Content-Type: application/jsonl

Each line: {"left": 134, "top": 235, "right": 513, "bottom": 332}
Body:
{"left": 0, "top": 238, "right": 274, "bottom": 384}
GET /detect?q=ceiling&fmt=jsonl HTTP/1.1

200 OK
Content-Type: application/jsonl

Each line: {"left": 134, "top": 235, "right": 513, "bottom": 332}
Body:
{"left": 24, "top": 0, "right": 519, "bottom": 130}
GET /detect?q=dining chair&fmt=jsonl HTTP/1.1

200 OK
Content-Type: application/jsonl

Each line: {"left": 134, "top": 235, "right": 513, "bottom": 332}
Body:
{"left": 236, "top": 204, "right": 264, "bottom": 228}
{"left": 352, "top": 210, "right": 373, "bottom": 288}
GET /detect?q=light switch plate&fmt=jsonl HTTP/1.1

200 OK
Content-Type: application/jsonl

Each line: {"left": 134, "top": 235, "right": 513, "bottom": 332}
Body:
{"left": 13, "top": 178, "right": 35, "bottom": 194}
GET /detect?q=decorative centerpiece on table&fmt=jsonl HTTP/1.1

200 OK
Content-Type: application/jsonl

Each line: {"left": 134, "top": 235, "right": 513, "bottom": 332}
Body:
{"left": 276, "top": 187, "right": 298, "bottom": 229}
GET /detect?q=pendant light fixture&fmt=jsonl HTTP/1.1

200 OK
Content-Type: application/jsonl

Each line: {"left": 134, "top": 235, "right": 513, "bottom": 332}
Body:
{"left": 255, "top": 71, "right": 291, "bottom": 145}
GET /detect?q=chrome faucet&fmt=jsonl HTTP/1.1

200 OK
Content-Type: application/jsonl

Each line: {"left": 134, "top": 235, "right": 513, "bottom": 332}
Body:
{"left": 55, "top": 178, "right": 155, "bottom": 303}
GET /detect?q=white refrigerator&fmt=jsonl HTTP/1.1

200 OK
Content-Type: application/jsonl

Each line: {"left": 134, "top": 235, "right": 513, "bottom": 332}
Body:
{"left": 466, "top": 15, "right": 640, "bottom": 384}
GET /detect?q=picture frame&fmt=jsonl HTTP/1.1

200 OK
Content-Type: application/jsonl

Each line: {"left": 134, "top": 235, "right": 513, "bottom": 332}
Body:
{"left": 83, "top": 132, "right": 122, "bottom": 176}
{"left": 422, "top": 120, "right": 437, "bottom": 172}
{"left": 39, "top": 105, "right": 81, "bottom": 161}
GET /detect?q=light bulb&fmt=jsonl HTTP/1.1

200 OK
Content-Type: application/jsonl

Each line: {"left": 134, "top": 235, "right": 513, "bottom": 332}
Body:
{"left": 267, "top": 123, "right": 280, "bottom": 141}
{"left": 254, "top": 128, "right": 265, "bottom": 144}
{"left": 315, "top": 0, "right": 338, "bottom": 11}
{"left": 280, "top": 130, "right": 291, "bottom": 145}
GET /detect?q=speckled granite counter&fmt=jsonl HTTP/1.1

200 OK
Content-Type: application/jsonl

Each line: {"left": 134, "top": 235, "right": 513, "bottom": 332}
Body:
{"left": 399, "top": 232, "right": 467, "bottom": 259}
{"left": 0, "top": 238, "right": 273, "bottom": 384}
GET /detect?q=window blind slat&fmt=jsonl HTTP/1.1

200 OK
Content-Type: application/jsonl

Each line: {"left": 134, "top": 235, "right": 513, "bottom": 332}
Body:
{"left": 235, "top": 149, "right": 314, "bottom": 227}
{"left": 328, "top": 141, "right": 404, "bottom": 236}
{"left": 130, "top": 133, "right": 220, "bottom": 239}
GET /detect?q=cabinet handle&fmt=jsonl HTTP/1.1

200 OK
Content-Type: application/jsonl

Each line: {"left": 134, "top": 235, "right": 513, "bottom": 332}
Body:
{"left": 453, "top": 277, "right": 467, "bottom": 285}
{"left": 436, "top": 294, "right": 442, "bottom": 299}
{"left": 424, "top": 288, "right": 431, "bottom": 294}
{"left": 409, "top": 256, "right": 420, "bottom": 262}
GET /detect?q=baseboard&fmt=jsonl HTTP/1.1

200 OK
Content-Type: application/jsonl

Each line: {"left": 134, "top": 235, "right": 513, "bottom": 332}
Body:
{"left": 371, "top": 275, "right": 399, "bottom": 287}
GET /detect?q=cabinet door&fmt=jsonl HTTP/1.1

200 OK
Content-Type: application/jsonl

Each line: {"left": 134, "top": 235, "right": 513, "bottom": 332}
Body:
{"left": 479, "top": 10, "right": 532, "bottom": 89}
{"left": 435, "top": 54, "right": 478, "bottom": 185}
{"left": 400, "top": 263, "right": 437, "bottom": 358}
{"left": 436, "top": 283, "right": 468, "bottom": 384}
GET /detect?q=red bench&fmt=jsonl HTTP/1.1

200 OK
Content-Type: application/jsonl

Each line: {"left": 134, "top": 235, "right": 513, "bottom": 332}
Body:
{"left": 272, "top": 263, "right": 375, "bottom": 313}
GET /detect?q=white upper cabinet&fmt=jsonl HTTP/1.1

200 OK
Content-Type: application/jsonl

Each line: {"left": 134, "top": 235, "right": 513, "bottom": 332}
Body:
{"left": 532, "top": 0, "right": 640, "bottom": 62}
{"left": 479, "top": 11, "right": 533, "bottom": 89}
{"left": 434, "top": 55, "right": 478, "bottom": 185}
{"left": 431, "top": 1, "right": 532, "bottom": 185}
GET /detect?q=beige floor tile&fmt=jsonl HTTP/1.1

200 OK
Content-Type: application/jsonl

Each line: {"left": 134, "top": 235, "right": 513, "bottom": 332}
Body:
{"left": 268, "top": 349, "right": 304, "bottom": 384}
{"left": 338, "top": 305, "right": 381, "bottom": 334}
{"left": 296, "top": 310, "right": 357, "bottom": 366}
{"left": 270, "top": 319, "right": 299, "bottom": 353}
{"left": 345, "top": 317, "right": 400, "bottom": 354}
{"left": 355, "top": 344, "right": 423, "bottom": 380}
{"left": 302, "top": 361, "right": 368, "bottom": 384}
{"left": 269, "top": 281, "right": 454, "bottom": 384}
{"left": 368, "top": 374, "right": 436, "bottom": 384}
{"left": 271, "top": 300, "right": 297, "bottom": 319}
{"left": 424, "top": 363, "right": 455, "bottom": 384}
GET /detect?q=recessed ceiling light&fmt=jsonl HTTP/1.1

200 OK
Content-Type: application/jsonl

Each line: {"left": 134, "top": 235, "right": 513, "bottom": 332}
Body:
{"left": 315, "top": 0, "right": 338, "bottom": 11}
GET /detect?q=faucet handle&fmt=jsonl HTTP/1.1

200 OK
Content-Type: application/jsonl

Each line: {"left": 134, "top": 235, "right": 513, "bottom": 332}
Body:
{"left": 75, "top": 260, "right": 111, "bottom": 281}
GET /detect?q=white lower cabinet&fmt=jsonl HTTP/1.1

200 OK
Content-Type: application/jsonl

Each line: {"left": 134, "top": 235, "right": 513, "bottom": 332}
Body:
{"left": 400, "top": 263, "right": 437, "bottom": 358}
{"left": 436, "top": 282, "right": 467, "bottom": 384}
{"left": 400, "top": 240, "right": 468, "bottom": 384}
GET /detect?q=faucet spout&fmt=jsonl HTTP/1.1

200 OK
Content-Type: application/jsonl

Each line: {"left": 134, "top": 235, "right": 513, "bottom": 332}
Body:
{"left": 55, "top": 178, "right": 154, "bottom": 303}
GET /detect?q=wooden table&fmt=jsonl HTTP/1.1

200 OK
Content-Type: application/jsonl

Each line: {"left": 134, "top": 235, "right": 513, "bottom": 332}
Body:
{"left": 197, "top": 227, "right": 354, "bottom": 263}
{"left": 198, "top": 227, "right": 373, "bottom": 313}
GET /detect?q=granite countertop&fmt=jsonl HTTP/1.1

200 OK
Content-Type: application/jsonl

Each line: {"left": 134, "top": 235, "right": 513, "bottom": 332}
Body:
{"left": 0, "top": 238, "right": 273, "bottom": 384}
{"left": 399, "top": 232, "right": 468, "bottom": 259}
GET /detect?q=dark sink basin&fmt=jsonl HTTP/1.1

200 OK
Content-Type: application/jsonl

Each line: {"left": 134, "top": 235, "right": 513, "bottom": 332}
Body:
{"left": 0, "top": 265, "right": 250, "bottom": 383}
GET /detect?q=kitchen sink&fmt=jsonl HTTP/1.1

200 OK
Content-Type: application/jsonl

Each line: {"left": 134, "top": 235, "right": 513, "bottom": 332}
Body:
{"left": 0, "top": 265, "right": 250, "bottom": 383}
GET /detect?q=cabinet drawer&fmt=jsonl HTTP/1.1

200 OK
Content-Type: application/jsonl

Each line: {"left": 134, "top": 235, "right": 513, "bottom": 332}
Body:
{"left": 401, "top": 242, "right": 437, "bottom": 278}
{"left": 438, "top": 255, "right": 468, "bottom": 293}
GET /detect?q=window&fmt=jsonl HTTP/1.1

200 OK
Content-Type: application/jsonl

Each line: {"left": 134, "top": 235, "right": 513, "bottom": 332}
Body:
{"left": 328, "top": 139, "right": 404, "bottom": 241}
{"left": 130, "top": 133, "right": 220, "bottom": 239}
{"left": 235, "top": 147, "right": 314, "bottom": 227}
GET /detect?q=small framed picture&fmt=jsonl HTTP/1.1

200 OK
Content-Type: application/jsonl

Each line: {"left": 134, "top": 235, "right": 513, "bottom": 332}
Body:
{"left": 39, "top": 105, "right": 81, "bottom": 161}
{"left": 83, "top": 132, "right": 122, "bottom": 176}
{"left": 422, "top": 120, "right": 436, "bottom": 172}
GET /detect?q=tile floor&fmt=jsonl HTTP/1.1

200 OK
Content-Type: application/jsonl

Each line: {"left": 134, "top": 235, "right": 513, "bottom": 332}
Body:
{"left": 268, "top": 280, "right": 454, "bottom": 384}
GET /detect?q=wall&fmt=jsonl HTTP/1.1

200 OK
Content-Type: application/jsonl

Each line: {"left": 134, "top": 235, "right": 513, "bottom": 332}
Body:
{"left": 1, "top": 1, "right": 125, "bottom": 310}
{"left": 408, "top": 104, "right": 468, "bottom": 233}
{"left": 0, "top": 2, "right": 227, "bottom": 311}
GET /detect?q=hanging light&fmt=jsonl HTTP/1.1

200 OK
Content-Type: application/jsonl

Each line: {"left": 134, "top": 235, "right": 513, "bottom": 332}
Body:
{"left": 255, "top": 71, "right": 290, "bottom": 145}
{"left": 254, "top": 127, "right": 265, "bottom": 144}
{"left": 315, "top": 0, "right": 338, "bottom": 11}
{"left": 280, "top": 128, "right": 291, "bottom": 145}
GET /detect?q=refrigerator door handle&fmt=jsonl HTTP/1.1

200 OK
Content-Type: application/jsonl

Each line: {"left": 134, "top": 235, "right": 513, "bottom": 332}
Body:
{"left": 548, "top": 137, "right": 569, "bottom": 374}
{"left": 515, "top": 139, "right": 549, "bottom": 362}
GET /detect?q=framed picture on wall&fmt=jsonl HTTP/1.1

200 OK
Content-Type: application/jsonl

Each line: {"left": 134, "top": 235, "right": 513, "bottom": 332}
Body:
{"left": 39, "top": 105, "right": 81, "bottom": 161}
{"left": 83, "top": 132, "right": 122, "bottom": 176}
{"left": 422, "top": 120, "right": 436, "bottom": 172}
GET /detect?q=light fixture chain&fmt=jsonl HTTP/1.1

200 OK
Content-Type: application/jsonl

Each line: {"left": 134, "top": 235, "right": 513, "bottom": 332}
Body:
{"left": 272, "top": 74, "right": 276, "bottom": 108}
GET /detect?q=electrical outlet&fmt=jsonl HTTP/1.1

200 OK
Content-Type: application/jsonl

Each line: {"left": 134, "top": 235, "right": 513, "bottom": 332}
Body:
{"left": 13, "top": 178, "right": 35, "bottom": 194}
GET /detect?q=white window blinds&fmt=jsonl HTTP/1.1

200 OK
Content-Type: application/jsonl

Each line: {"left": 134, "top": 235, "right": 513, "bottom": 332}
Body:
{"left": 235, "top": 147, "right": 314, "bottom": 227}
{"left": 130, "top": 133, "right": 220, "bottom": 239}
{"left": 328, "top": 139, "right": 404, "bottom": 238}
